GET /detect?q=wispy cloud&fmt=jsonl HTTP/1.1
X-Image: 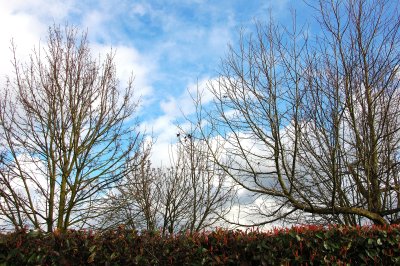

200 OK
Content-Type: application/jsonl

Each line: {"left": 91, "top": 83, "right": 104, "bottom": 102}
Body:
{"left": 0, "top": 0, "right": 306, "bottom": 165}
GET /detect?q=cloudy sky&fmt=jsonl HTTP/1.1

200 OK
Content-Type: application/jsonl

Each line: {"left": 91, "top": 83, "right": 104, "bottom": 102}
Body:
{"left": 0, "top": 0, "right": 310, "bottom": 165}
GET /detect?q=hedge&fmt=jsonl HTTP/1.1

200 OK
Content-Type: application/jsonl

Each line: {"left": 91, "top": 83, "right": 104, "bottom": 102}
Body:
{"left": 1, "top": 224, "right": 399, "bottom": 265}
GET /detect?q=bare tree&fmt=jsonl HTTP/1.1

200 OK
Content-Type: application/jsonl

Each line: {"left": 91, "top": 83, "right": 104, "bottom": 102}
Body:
{"left": 174, "top": 126, "right": 233, "bottom": 234}
{"left": 158, "top": 147, "right": 193, "bottom": 235}
{"left": 197, "top": 0, "right": 400, "bottom": 226}
{"left": 99, "top": 155, "right": 161, "bottom": 231}
{"left": 0, "top": 25, "right": 143, "bottom": 232}
{"left": 104, "top": 125, "right": 233, "bottom": 234}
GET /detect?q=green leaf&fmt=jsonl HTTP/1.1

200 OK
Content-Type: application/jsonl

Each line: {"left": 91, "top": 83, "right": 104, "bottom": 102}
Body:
{"left": 377, "top": 238, "right": 382, "bottom": 245}
{"left": 366, "top": 249, "right": 377, "bottom": 259}
{"left": 28, "top": 230, "right": 40, "bottom": 238}
{"left": 89, "top": 245, "right": 97, "bottom": 253}
{"left": 28, "top": 253, "right": 37, "bottom": 263}
{"left": 388, "top": 238, "right": 396, "bottom": 245}
{"left": 87, "top": 252, "right": 96, "bottom": 263}
{"left": 359, "top": 253, "right": 367, "bottom": 262}
{"left": 331, "top": 242, "right": 339, "bottom": 250}
{"left": 323, "top": 241, "right": 329, "bottom": 250}
{"left": 110, "top": 252, "right": 118, "bottom": 260}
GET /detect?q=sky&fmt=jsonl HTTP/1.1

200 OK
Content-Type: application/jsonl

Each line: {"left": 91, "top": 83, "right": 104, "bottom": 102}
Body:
{"left": 0, "top": 0, "right": 311, "bottom": 165}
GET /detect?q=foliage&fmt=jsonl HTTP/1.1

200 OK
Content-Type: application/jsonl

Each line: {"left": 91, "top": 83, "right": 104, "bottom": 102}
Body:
{"left": 0, "top": 225, "right": 399, "bottom": 265}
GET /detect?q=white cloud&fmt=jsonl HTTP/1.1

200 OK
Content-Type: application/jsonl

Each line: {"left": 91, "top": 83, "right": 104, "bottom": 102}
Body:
{"left": 141, "top": 114, "right": 177, "bottom": 167}
{"left": 116, "top": 47, "right": 154, "bottom": 97}
{"left": 144, "top": 77, "right": 221, "bottom": 166}
{"left": 159, "top": 77, "right": 217, "bottom": 117}
{"left": 0, "top": 0, "right": 76, "bottom": 88}
{"left": 160, "top": 97, "right": 179, "bottom": 116}
{"left": 131, "top": 3, "right": 148, "bottom": 16}
{"left": 0, "top": 0, "right": 72, "bottom": 20}
{"left": 0, "top": 2, "right": 46, "bottom": 84}
{"left": 0, "top": 0, "right": 155, "bottom": 106}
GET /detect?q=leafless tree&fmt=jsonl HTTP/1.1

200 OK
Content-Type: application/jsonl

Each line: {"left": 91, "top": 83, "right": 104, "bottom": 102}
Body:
{"left": 174, "top": 125, "right": 234, "bottom": 233}
{"left": 103, "top": 125, "right": 233, "bottom": 234}
{"left": 0, "top": 25, "right": 144, "bottom": 232}
{"left": 99, "top": 158, "right": 160, "bottom": 231}
{"left": 197, "top": 0, "right": 400, "bottom": 226}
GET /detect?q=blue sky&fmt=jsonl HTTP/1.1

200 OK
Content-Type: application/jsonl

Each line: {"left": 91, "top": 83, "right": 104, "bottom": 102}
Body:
{"left": 0, "top": 0, "right": 310, "bottom": 164}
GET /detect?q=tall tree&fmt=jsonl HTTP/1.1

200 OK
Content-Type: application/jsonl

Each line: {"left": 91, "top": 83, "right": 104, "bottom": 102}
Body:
{"left": 0, "top": 25, "right": 143, "bottom": 232}
{"left": 198, "top": 0, "right": 400, "bottom": 226}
